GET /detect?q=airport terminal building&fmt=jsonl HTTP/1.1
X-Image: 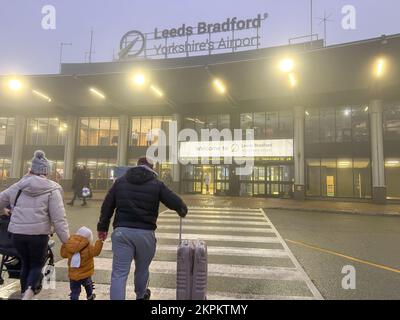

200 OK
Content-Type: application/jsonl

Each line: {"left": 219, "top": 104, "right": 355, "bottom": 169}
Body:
{"left": 0, "top": 32, "right": 400, "bottom": 204}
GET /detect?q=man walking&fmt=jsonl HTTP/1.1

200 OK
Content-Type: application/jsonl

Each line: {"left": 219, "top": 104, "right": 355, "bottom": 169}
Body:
{"left": 97, "top": 157, "right": 187, "bottom": 300}
{"left": 68, "top": 166, "right": 90, "bottom": 206}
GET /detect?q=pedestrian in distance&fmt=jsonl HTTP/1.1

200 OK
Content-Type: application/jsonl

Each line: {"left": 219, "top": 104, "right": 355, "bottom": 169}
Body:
{"left": 97, "top": 156, "right": 188, "bottom": 300}
{"left": 61, "top": 226, "right": 103, "bottom": 300}
{"left": 0, "top": 150, "right": 70, "bottom": 300}
{"left": 68, "top": 166, "right": 91, "bottom": 207}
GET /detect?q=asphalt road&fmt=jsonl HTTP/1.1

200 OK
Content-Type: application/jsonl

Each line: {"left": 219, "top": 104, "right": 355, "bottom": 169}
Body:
{"left": 267, "top": 209, "right": 400, "bottom": 300}
{"left": 2, "top": 200, "right": 400, "bottom": 300}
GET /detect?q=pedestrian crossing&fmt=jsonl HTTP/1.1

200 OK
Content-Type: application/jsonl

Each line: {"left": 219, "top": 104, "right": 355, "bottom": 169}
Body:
{"left": 0, "top": 207, "right": 323, "bottom": 300}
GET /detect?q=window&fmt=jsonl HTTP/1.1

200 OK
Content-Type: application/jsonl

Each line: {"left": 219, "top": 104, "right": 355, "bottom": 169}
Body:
{"left": 254, "top": 113, "right": 266, "bottom": 139}
{"left": 305, "top": 110, "right": 320, "bottom": 144}
{"left": 336, "top": 107, "right": 352, "bottom": 143}
{"left": 307, "top": 158, "right": 371, "bottom": 198}
{"left": 384, "top": 106, "right": 400, "bottom": 141}
{"left": 386, "top": 159, "right": 400, "bottom": 199}
{"left": 0, "top": 158, "right": 11, "bottom": 183}
{"left": 306, "top": 159, "right": 321, "bottom": 196}
{"left": 306, "top": 106, "right": 369, "bottom": 144}
{"left": 76, "top": 158, "right": 116, "bottom": 189}
{"left": 265, "top": 112, "right": 279, "bottom": 138}
{"left": 240, "top": 112, "right": 293, "bottom": 139}
{"left": 320, "top": 108, "right": 335, "bottom": 143}
{"left": 0, "top": 118, "right": 15, "bottom": 145}
{"left": 130, "top": 116, "right": 173, "bottom": 147}
{"left": 79, "top": 118, "right": 119, "bottom": 146}
{"left": 26, "top": 118, "right": 68, "bottom": 146}
{"left": 352, "top": 106, "right": 369, "bottom": 142}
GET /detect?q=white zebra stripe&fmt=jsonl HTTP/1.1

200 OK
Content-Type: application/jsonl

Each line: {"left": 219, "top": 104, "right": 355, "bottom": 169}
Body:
{"left": 156, "top": 232, "right": 281, "bottom": 243}
{"left": 157, "top": 218, "right": 270, "bottom": 226}
{"left": 101, "top": 243, "right": 287, "bottom": 258}
{"left": 161, "top": 214, "right": 267, "bottom": 221}
{"left": 188, "top": 207, "right": 261, "bottom": 212}
{"left": 20, "top": 282, "right": 315, "bottom": 301}
{"left": 55, "top": 258, "right": 303, "bottom": 281}
{"left": 157, "top": 224, "right": 275, "bottom": 234}
{"left": 164, "top": 210, "right": 264, "bottom": 217}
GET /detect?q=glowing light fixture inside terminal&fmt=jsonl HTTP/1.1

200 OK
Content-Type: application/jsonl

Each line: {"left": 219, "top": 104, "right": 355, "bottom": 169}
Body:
{"left": 133, "top": 73, "right": 146, "bottom": 87}
{"left": 279, "top": 58, "right": 294, "bottom": 73}
{"left": 8, "top": 79, "right": 22, "bottom": 92}
{"left": 32, "top": 89, "right": 52, "bottom": 102}
{"left": 150, "top": 85, "right": 164, "bottom": 98}
{"left": 288, "top": 73, "right": 297, "bottom": 88}
{"left": 375, "top": 58, "right": 386, "bottom": 78}
{"left": 213, "top": 79, "right": 226, "bottom": 94}
{"left": 89, "top": 87, "right": 106, "bottom": 99}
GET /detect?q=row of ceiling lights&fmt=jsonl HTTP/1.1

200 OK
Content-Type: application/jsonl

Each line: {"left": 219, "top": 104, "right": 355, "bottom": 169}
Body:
{"left": 3, "top": 56, "right": 388, "bottom": 104}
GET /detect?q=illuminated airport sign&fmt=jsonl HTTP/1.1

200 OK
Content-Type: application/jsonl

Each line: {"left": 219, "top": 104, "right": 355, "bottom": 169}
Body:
{"left": 119, "top": 13, "right": 269, "bottom": 59}
{"left": 179, "top": 139, "right": 293, "bottom": 159}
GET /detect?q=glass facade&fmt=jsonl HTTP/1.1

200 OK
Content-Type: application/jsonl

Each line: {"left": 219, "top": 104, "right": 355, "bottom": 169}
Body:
{"left": 240, "top": 111, "right": 293, "bottom": 139}
{"left": 239, "top": 165, "right": 294, "bottom": 198}
{"left": 385, "top": 159, "right": 400, "bottom": 199}
{"left": 306, "top": 106, "right": 369, "bottom": 143}
{"left": 306, "top": 158, "right": 372, "bottom": 198}
{"left": 76, "top": 158, "right": 116, "bottom": 190}
{"left": 0, "top": 118, "right": 15, "bottom": 145}
{"left": 182, "top": 164, "right": 230, "bottom": 195}
{"left": 131, "top": 116, "right": 172, "bottom": 146}
{"left": 26, "top": 118, "right": 68, "bottom": 146}
{"left": 183, "top": 114, "right": 230, "bottom": 135}
{"left": 0, "top": 158, "right": 11, "bottom": 185}
{"left": 79, "top": 118, "right": 119, "bottom": 146}
{"left": 384, "top": 105, "right": 400, "bottom": 140}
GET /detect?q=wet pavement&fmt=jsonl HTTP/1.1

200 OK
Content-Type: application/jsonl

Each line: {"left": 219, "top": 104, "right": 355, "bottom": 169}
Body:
{"left": 1, "top": 196, "right": 400, "bottom": 300}
{"left": 64, "top": 192, "right": 400, "bottom": 216}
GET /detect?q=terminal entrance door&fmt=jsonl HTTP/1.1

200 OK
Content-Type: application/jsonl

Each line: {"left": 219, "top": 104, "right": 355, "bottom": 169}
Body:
{"left": 265, "top": 165, "right": 290, "bottom": 197}
{"left": 241, "top": 164, "right": 294, "bottom": 198}
{"left": 182, "top": 165, "right": 230, "bottom": 195}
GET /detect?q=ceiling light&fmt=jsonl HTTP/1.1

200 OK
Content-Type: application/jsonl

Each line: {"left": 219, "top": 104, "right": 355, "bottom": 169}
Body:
{"left": 32, "top": 89, "right": 52, "bottom": 102}
{"left": 89, "top": 87, "right": 106, "bottom": 99}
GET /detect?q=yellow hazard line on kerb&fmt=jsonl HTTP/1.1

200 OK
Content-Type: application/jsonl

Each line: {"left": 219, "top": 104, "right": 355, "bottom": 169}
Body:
{"left": 285, "top": 239, "right": 400, "bottom": 275}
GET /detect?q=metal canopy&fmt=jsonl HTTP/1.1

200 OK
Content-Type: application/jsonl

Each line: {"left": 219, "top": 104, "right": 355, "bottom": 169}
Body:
{"left": 0, "top": 35, "right": 399, "bottom": 117}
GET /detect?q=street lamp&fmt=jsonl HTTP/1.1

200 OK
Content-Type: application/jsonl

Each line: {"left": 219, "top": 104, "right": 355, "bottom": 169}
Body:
{"left": 279, "top": 58, "right": 295, "bottom": 73}
{"left": 374, "top": 57, "right": 386, "bottom": 78}
{"left": 8, "top": 78, "right": 22, "bottom": 92}
{"left": 213, "top": 78, "right": 227, "bottom": 95}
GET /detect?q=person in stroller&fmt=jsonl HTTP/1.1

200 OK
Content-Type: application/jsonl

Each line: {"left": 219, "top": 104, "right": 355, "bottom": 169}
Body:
{"left": 0, "top": 150, "right": 70, "bottom": 300}
{"left": 61, "top": 226, "right": 103, "bottom": 300}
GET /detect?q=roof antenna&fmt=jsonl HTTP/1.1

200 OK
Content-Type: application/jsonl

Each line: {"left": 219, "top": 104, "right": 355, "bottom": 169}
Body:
{"left": 88, "top": 28, "right": 94, "bottom": 63}
{"left": 315, "top": 11, "right": 334, "bottom": 47}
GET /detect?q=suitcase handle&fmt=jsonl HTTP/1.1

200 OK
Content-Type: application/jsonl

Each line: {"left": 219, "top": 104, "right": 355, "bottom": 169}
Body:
{"left": 179, "top": 217, "right": 183, "bottom": 244}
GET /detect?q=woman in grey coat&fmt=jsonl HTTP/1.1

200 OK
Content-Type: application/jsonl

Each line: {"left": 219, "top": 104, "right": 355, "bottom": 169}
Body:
{"left": 0, "top": 150, "right": 70, "bottom": 300}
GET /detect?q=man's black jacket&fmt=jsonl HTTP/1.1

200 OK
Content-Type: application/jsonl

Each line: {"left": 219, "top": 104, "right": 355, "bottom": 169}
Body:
{"left": 97, "top": 166, "right": 187, "bottom": 232}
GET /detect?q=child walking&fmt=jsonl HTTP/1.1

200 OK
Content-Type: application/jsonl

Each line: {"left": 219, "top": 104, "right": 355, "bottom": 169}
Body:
{"left": 61, "top": 226, "right": 103, "bottom": 300}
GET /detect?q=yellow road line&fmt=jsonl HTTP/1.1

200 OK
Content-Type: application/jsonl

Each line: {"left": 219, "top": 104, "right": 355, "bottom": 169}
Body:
{"left": 285, "top": 239, "right": 400, "bottom": 274}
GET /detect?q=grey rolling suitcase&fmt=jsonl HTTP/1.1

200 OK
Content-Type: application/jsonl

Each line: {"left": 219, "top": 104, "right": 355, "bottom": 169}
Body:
{"left": 176, "top": 217, "right": 208, "bottom": 300}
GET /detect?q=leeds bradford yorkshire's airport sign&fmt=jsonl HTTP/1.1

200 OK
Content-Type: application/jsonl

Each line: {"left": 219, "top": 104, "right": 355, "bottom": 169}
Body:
{"left": 119, "top": 13, "right": 269, "bottom": 59}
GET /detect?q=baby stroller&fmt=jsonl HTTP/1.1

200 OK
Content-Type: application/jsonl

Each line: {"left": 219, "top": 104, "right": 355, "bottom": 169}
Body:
{"left": 0, "top": 213, "right": 55, "bottom": 294}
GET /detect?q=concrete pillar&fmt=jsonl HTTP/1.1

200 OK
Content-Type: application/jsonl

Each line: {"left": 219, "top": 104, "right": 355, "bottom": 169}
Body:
{"left": 62, "top": 115, "right": 78, "bottom": 188}
{"left": 11, "top": 115, "right": 26, "bottom": 179}
{"left": 171, "top": 113, "right": 181, "bottom": 192}
{"left": 117, "top": 115, "right": 129, "bottom": 166}
{"left": 294, "top": 106, "right": 305, "bottom": 201}
{"left": 369, "top": 99, "right": 386, "bottom": 204}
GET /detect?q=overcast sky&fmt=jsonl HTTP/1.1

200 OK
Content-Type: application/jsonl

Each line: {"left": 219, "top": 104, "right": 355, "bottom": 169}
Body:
{"left": 0, "top": 0, "right": 398, "bottom": 75}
